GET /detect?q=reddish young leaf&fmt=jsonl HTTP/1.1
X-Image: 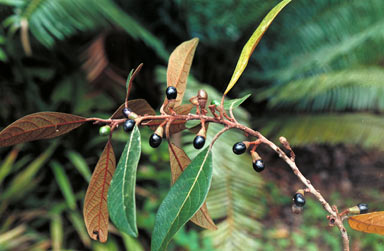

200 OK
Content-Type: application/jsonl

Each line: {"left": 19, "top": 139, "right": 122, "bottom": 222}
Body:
{"left": 83, "top": 140, "right": 116, "bottom": 242}
{"left": 110, "top": 99, "right": 156, "bottom": 119}
{"left": 0, "top": 112, "right": 87, "bottom": 147}
{"left": 168, "top": 143, "right": 217, "bottom": 230}
{"left": 348, "top": 211, "right": 384, "bottom": 235}
{"left": 166, "top": 38, "right": 199, "bottom": 107}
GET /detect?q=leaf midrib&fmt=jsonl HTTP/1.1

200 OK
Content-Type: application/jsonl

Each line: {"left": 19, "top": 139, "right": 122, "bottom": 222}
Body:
{"left": 161, "top": 148, "right": 210, "bottom": 248}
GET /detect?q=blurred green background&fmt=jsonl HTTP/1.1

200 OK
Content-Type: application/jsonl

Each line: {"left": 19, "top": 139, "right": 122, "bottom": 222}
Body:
{"left": 0, "top": 0, "right": 384, "bottom": 250}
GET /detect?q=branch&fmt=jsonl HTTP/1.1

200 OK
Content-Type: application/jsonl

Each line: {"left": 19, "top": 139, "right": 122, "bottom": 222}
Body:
{"left": 89, "top": 104, "right": 350, "bottom": 250}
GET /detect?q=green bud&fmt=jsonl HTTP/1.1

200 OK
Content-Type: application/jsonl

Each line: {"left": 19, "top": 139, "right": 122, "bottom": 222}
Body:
{"left": 210, "top": 99, "right": 220, "bottom": 106}
{"left": 99, "top": 125, "right": 111, "bottom": 136}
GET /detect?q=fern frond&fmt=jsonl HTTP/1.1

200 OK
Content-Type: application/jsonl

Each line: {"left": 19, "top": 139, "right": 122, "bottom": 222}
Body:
{"left": 260, "top": 113, "right": 384, "bottom": 150}
{"left": 257, "top": 67, "right": 384, "bottom": 111}
{"left": 1, "top": 0, "right": 168, "bottom": 59}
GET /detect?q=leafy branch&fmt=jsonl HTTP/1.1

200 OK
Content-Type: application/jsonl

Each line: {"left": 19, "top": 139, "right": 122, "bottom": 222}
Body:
{"left": 0, "top": 1, "right": 381, "bottom": 250}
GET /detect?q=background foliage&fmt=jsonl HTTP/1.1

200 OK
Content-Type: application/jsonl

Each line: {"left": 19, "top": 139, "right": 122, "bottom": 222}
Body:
{"left": 0, "top": 0, "right": 384, "bottom": 250}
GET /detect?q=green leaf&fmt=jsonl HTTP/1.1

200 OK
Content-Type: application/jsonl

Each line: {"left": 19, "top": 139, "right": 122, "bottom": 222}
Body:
{"left": 224, "top": 0, "right": 291, "bottom": 94}
{"left": 223, "top": 94, "right": 251, "bottom": 110}
{"left": 50, "top": 161, "right": 77, "bottom": 210}
{"left": 66, "top": 151, "right": 91, "bottom": 182}
{"left": 151, "top": 147, "right": 213, "bottom": 251}
{"left": 108, "top": 125, "right": 141, "bottom": 237}
{"left": 126, "top": 69, "right": 134, "bottom": 91}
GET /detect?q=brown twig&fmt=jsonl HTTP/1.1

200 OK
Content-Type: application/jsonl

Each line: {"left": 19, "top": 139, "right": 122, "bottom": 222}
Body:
{"left": 87, "top": 103, "right": 350, "bottom": 250}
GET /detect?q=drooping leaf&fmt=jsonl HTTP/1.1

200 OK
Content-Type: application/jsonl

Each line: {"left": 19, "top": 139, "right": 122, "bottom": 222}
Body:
{"left": 223, "top": 0, "right": 291, "bottom": 95}
{"left": 83, "top": 140, "right": 116, "bottom": 243}
{"left": 168, "top": 143, "right": 217, "bottom": 230}
{"left": 151, "top": 147, "right": 213, "bottom": 251}
{"left": 146, "top": 104, "right": 194, "bottom": 134}
{"left": 108, "top": 126, "right": 141, "bottom": 237}
{"left": 348, "top": 211, "right": 384, "bottom": 235}
{"left": 223, "top": 94, "right": 252, "bottom": 110}
{"left": 166, "top": 38, "right": 199, "bottom": 107}
{"left": 0, "top": 112, "right": 87, "bottom": 147}
{"left": 110, "top": 99, "right": 156, "bottom": 119}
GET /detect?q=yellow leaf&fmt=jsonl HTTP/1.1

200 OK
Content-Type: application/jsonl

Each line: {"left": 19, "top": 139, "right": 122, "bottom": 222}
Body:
{"left": 224, "top": 0, "right": 292, "bottom": 95}
{"left": 348, "top": 211, "right": 384, "bottom": 235}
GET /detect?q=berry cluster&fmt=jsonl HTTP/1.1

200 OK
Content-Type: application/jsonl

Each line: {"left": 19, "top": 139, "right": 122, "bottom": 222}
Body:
{"left": 232, "top": 142, "right": 265, "bottom": 173}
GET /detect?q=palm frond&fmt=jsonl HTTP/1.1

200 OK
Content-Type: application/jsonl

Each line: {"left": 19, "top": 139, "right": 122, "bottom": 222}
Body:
{"left": 241, "top": 0, "right": 384, "bottom": 115}
{"left": 179, "top": 0, "right": 278, "bottom": 43}
{"left": 1, "top": 0, "right": 168, "bottom": 59}
{"left": 257, "top": 67, "right": 384, "bottom": 111}
{"left": 260, "top": 113, "right": 384, "bottom": 150}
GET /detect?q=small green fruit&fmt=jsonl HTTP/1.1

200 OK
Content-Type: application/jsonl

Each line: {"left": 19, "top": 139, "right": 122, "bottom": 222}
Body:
{"left": 99, "top": 125, "right": 111, "bottom": 136}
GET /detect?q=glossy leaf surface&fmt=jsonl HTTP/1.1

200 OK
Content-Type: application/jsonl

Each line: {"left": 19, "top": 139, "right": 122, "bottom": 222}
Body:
{"left": 110, "top": 99, "right": 156, "bottom": 119}
{"left": 223, "top": 94, "right": 252, "bottom": 110}
{"left": 108, "top": 126, "right": 141, "bottom": 237}
{"left": 151, "top": 147, "right": 213, "bottom": 251}
{"left": 224, "top": 0, "right": 291, "bottom": 94}
{"left": 0, "top": 112, "right": 87, "bottom": 147}
{"left": 167, "top": 38, "right": 199, "bottom": 107}
{"left": 348, "top": 211, "right": 384, "bottom": 235}
{"left": 168, "top": 143, "right": 216, "bottom": 230}
{"left": 83, "top": 140, "right": 116, "bottom": 242}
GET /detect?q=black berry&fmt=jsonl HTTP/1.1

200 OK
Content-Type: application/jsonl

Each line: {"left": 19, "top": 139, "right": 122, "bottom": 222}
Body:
{"left": 122, "top": 107, "right": 132, "bottom": 118}
{"left": 233, "top": 142, "right": 246, "bottom": 155}
{"left": 123, "top": 119, "right": 135, "bottom": 132}
{"left": 293, "top": 193, "right": 306, "bottom": 207}
{"left": 166, "top": 86, "right": 177, "bottom": 100}
{"left": 193, "top": 136, "right": 206, "bottom": 149}
{"left": 357, "top": 203, "right": 368, "bottom": 214}
{"left": 253, "top": 159, "right": 265, "bottom": 172}
{"left": 149, "top": 133, "right": 162, "bottom": 148}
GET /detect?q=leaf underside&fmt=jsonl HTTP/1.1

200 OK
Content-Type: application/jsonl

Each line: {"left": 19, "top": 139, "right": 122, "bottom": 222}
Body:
{"left": 83, "top": 140, "right": 116, "bottom": 243}
{"left": 108, "top": 126, "right": 141, "bottom": 237}
{"left": 224, "top": 0, "right": 292, "bottom": 95}
{"left": 110, "top": 99, "right": 156, "bottom": 119}
{"left": 151, "top": 147, "right": 213, "bottom": 251}
{"left": 168, "top": 143, "right": 217, "bottom": 230}
{"left": 348, "top": 211, "right": 384, "bottom": 235}
{"left": 166, "top": 38, "right": 199, "bottom": 107}
{"left": 0, "top": 112, "right": 87, "bottom": 147}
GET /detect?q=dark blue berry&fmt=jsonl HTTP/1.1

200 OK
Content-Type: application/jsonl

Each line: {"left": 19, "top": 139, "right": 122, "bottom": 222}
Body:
{"left": 253, "top": 159, "right": 265, "bottom": 172}
{"left": 193, "top": 136, "right": 206, "bottom": 149}
{"left": 293, "top": 193, "right": 305, "bottom": 207}
{"left": 166, "top": 86, "right": 177, "bottom": 100}
{"left": 123, "top": 119, "right": 135, "bottom": 132}
{"left": 233, "top": 142, "right": 246, "bottom": 155}
{"left": 358, "top": 203, "right": 368, "bottom": 214}
{"left": 122, "top": 107, "right": 132, "bottom": 118}
{"left": 149, "top": 133, "right": 162, "bottom": 148}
